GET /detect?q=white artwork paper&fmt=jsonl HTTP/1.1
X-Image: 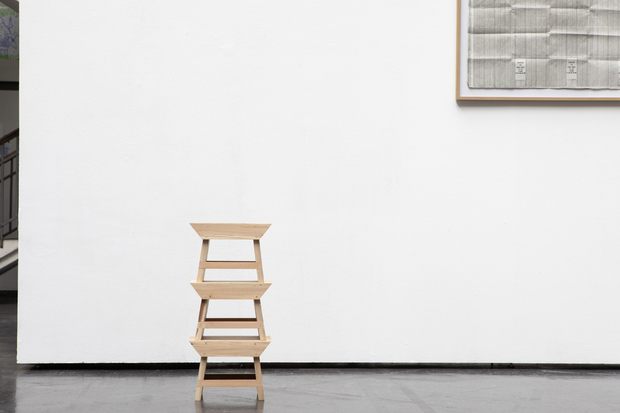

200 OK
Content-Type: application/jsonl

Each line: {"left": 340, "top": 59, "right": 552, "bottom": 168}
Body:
{"left": 468, "top": 0, "right": 620, "bottom": 89}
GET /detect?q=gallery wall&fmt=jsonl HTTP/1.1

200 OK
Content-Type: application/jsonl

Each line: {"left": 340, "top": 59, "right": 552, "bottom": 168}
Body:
{"left": 18, "top": 1, "right": 620, "bottom": 363}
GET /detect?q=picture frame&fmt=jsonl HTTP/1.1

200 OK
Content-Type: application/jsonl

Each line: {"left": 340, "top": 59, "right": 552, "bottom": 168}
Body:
{"left": 456, "top": 0, "right": 620, "bottom": 101}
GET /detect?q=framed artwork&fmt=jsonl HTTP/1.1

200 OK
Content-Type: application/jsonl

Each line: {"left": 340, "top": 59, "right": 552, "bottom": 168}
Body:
{"left": 457, "top": 0, "right": 620, "bottom": 101}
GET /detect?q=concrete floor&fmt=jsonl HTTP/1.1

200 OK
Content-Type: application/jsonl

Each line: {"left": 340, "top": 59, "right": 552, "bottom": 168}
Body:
{"left": 2, "top": 295, "right": 620, "bottom": 413}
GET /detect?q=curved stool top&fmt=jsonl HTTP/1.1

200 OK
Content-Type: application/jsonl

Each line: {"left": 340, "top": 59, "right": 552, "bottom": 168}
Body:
{"left": 190, "top": 223, "right": 271, "bottom": 240}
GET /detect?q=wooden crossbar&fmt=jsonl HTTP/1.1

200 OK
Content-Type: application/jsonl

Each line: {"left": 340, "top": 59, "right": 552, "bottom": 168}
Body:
{"left": 198, "top": 318, "right": 260, "bottom": 329}
{"left": 198, "top": 374, "right": 258, "bottom": 387}
{"left": 199, "top": 261, "right": 260, "bottom": 269}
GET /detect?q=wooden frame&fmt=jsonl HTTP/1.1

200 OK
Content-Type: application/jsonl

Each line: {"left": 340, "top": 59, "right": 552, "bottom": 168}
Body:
{"left": 456, "top": 0, "right": 620, "bottom": 101}
{"left": 189, "top": 224, "right": 272, "bottom": 401}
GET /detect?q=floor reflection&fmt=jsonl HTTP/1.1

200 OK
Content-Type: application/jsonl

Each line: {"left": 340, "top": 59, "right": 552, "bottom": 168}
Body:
{"left": 13, "top": 367, "right": 620, "bottom": 413}
{"left": 16, "top": 368, "right": 267, "bottom": 413}
{"left": 194, "top": 399, "right": 264, "bottom": 413}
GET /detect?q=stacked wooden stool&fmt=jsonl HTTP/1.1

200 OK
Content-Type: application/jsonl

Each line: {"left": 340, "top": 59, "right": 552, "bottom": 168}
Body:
{"left": 189, "top": 223, "right": 272, "bottom": 401}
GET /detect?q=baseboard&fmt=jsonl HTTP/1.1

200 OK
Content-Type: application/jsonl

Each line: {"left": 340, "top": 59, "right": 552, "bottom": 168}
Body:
{"left": 25, "top": 362, "right": 620, "bottom": 371}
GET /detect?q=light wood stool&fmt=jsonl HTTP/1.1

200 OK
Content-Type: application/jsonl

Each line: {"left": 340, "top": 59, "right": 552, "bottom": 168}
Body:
{"left": 189, "top": 223, "right": 272, "bottom": 401}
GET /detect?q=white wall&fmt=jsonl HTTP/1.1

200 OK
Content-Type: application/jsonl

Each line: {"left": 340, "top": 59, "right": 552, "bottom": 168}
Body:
{"left": 18, "top": 1, "right": 620, "bottom": 364}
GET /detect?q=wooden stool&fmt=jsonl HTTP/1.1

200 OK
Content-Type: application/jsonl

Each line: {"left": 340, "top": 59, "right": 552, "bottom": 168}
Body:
{"left": 189, "top": 223, "right": 272, "bottom": 401}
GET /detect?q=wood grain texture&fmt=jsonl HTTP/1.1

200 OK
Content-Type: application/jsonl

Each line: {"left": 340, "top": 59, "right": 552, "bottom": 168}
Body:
{"left": 195, "top": 357, "right": 207, "bottom": 401}
{"left": 254, "top": 300, "right": 266, "bottom": 341}
{"left": 190, "top": 223, "right": 271, "bottom": 240}
{"left": 189, "top": 223, "right": 272, "bottom": 401}
{"left": 199, "top": 261, "right": 260, "bottom": 270}
{"left": 196, "top": 240, "right": 210, "bottom": 282}
{"left": 198, "top": 374, "right": 258, "bottom": 387}
{"left": 191, "top": 282, "right": 272, "bottom": 300}
{"left": 198, "top": 318, "right": 260, "bottom": 329}
{"left": 254, "top": 357, "right": 265, "bottom": 400}
{"left": 189, "top": 336, "right": 271, "bottom": 357}
{"left": 253, "top": 240, "right": 265, "bottom": 282}
{"left": 195, "top": 299, "right": 209, "bottom": 340}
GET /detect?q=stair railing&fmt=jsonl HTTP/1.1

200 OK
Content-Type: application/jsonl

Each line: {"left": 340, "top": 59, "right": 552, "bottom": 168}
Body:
{"left": 0, "top": 128, "right": 18, "bottom": 248}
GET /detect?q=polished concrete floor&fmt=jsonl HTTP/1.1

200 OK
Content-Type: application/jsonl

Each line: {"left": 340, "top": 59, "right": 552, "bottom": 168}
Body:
{"left": 2, "top": 295, "right": 620, "bottom": 413}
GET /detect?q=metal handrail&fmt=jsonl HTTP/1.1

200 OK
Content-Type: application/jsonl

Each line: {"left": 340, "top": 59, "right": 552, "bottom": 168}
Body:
{"left": 0, "top": 128, "right": 18, "bottom": 145}
{"left": 0, "top": 128, "right": 18, "bottom": 247}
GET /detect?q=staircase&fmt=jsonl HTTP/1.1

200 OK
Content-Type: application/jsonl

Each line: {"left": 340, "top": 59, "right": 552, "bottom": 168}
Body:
{"left": 0, "top": 128, "right": 18, "bottom": 279}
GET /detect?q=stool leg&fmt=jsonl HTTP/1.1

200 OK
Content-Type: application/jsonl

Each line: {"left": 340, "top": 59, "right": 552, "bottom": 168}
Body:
{"left": 195, "top": 357, "right": 207, "bottom": 401}
{"left": 254, "top": 357, "right": 264, "bottom": 400}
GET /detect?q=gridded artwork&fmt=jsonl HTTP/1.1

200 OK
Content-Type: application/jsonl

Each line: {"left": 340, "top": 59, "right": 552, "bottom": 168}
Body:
{"left": 468, "top": 0, "right": 620, "bottom": 88}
